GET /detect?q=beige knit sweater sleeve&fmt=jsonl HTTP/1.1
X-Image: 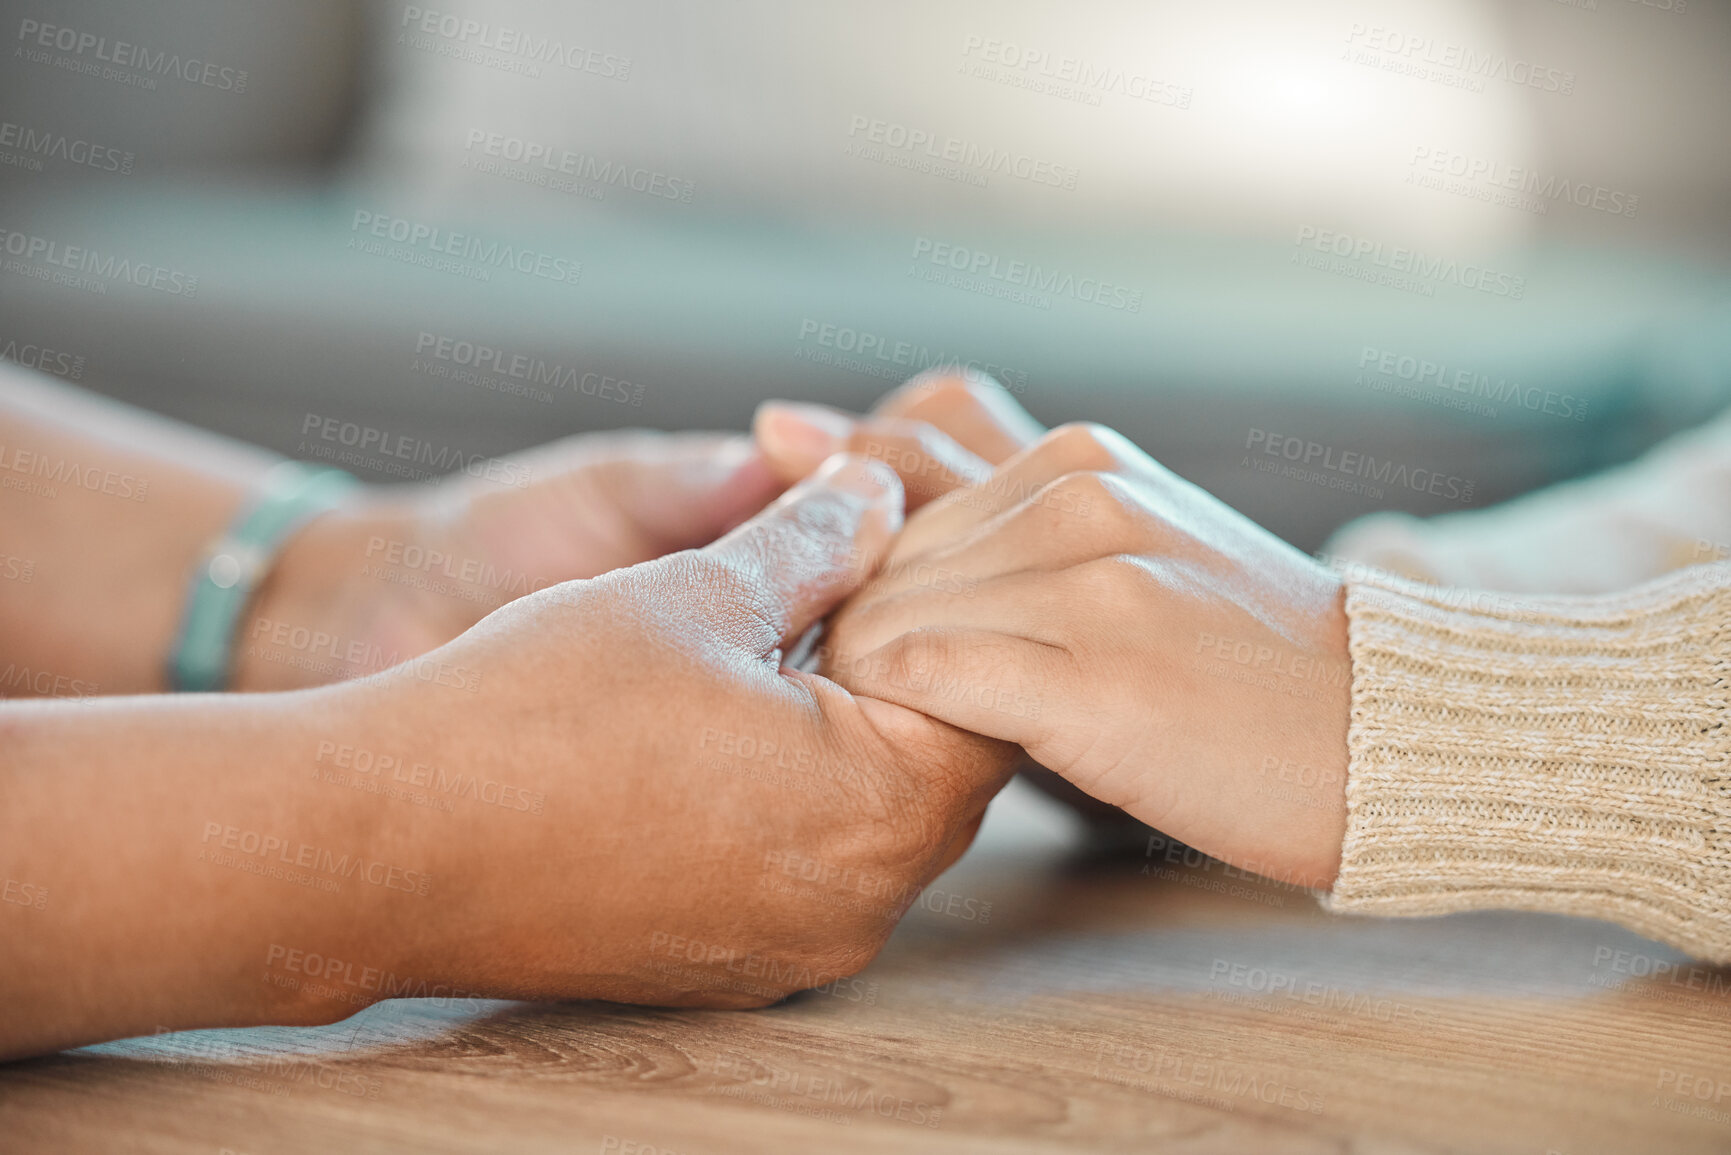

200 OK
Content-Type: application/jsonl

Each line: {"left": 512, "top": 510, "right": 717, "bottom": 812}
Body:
{"left": 1325, "top": 561, "right": 1731, "bottom": 962}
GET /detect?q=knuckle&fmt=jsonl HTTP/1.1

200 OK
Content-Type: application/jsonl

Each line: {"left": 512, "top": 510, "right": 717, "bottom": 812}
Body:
{"left": 673, "top": 549, "right": 784, "bottom": 646}
{"left": 1028, "top": 470, "right": 1132, "bottom": 536}
{"left": 683, "top": 550, "right": 763, "bottom": 610}
{"left": 785, "top": 485, "right": 865, "bottom": 560}
{"left": 879, "top": 369, "right": 973, "bottom": 421}
{"left": 1041, "top": 422, "right": 1124, "bottom": 472}
{"left": 727, "top": 486, "right": 865, "bottom": 580}
{"left": 876, "top": 628, "right": 955, "bottom": 696}
{"left": 949, "top": 371, "right": 1014, "bottom": 413}
{"left": 1069, "top": 470, "right": 1142, "bottom": 527}
{"left": 680, "top": 546, "right": 744, "bottom": 589}
{"left": 1050, "top": 469, "right": 1115, "bottom": 506}
{"left": 1077, "top": 553, "right": 1155, "bottom": 602}
{"left": 893, "top": 368, "right": 1011, "bottom": 428}
{"left": 908, "top": 368, "right": 983, "bottom": 408}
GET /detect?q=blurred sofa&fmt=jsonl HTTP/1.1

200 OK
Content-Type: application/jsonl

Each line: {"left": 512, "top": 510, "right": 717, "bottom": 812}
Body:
{"left": 2, "top": 0, "right": 1729, "bottom": 549}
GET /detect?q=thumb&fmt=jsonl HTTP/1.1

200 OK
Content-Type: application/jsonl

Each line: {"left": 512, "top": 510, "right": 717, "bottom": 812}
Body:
{"left": 698, "top": 453, "right": 902, "bottom": 656}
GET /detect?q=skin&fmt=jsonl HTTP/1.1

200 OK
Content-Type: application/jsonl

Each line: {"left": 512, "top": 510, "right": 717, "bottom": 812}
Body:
{"left": 1, "top": 363, "right": 1344, "bottom": 1061}
{"left": 0, "top": 361, "right": 1032, "bottom": 699}
{"left": 753, "top": 369, "right": 1044, "bottom": 508}
{"left": 0, "top": 455, "right": 1021, "bottom": 1060}
{"left": 0, "top": 360, "right": 788, "bottom": 696}
{"left": 0, "top": 364, "right": 1029, "bottom": 1061}
{"left": 811, "top": 422, "right": 1355, "bottom": 891}
{"left": 755, "top": 374, "right": 1138, "bottom": 824}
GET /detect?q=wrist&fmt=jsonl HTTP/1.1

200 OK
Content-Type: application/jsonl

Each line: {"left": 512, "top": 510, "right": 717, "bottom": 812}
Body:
{"left": 1288, "top": 589, "right": 1353, "bottom": 887}
{"left": 229, "top": 494, "right": 454, "bottom": 692}
{"left": 1183, "top": 584, "right": 1352, "bottom": 893}
{"left": 1270, "top": 589, "right": 1352, "bottom": 890}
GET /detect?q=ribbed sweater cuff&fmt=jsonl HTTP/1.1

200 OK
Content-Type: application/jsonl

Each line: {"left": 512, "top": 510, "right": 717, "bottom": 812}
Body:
{"left": 1324, "top": 563, "right": 1731, "bottom": 962}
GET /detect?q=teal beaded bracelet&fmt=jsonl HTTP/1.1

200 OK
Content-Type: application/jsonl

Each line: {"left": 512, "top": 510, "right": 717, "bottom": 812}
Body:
{"left": 168, "top": 461, "right": 360, "bottom": 692}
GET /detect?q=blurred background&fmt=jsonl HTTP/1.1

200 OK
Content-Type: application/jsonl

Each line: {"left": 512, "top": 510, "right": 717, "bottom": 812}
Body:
{"left": 1, "top": 0, "right": 1727, "bottom": 548}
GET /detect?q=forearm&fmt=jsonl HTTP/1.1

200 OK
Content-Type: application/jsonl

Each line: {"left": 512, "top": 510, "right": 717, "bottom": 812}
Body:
{"left": 0, "top": 362, "right": 437, "bottom": 696}
{"left": 0, "top": 363, "right": 276, "bottom": 693}
{"left": 0, "top": 687, "right": 403, "bottom": 1059}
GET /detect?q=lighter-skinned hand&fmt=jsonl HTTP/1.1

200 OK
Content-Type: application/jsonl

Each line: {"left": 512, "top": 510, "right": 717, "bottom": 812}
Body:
{"left": 816, "top": 423, "right": 1353, "bottom": 889}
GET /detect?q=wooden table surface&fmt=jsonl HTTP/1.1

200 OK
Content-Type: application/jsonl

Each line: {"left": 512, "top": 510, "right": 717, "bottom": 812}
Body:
{"left": 4, "top": 781, "right": 1729, "bottom": 1155}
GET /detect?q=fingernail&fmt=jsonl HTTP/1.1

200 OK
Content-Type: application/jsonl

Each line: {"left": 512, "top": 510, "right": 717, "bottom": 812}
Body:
{"left": 755, "top": 402, "right": 852, "bottom": 464}
{"left": 814, "top": 453, "right": 898, "bottom": 501}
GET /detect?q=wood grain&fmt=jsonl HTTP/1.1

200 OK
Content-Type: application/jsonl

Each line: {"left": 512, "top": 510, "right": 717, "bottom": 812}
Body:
{"left": 5, "top": 782, "right": 1730, "bottom": 1154}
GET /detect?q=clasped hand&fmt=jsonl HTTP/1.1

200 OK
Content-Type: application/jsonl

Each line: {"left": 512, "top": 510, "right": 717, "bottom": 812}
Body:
{"left": 245, "top": 374, "right": 1353, "bottom": 1028}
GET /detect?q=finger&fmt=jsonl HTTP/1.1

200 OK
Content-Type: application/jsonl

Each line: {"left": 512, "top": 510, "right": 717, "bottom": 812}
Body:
{"left": 751, "top": 401, "right": 854, "bottom": 480}
{"left": 873, "top": 472, "right": 1160, "bottom": 598}
{"left": 789, "top": 665, "right": 1021, "bottom": 844}
{"left": 754, "top": 403, "right": 991, "bottom": 509}
{"left": 825, "top": 569, "right": 1076, "bottom": 669}
{"left": 849, "top": 417, "right": 992, "bottom": 509}
{"left": 872, "top": 369, "right": 1046, "bottom": 464}
{"left": 582, "top": 433, "right": 785, "bottom": 548}
{"left": 890, "top": 422, "right": 1150, "bottom": 562}
{"left": 831, "top": 627, "right": 1068, "bottom": 751}
{"left": 493, "top": 432, "right": 785, "bottom": 562}
{"left": 699, "top": 453, "right": 902, "bottom": 654}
